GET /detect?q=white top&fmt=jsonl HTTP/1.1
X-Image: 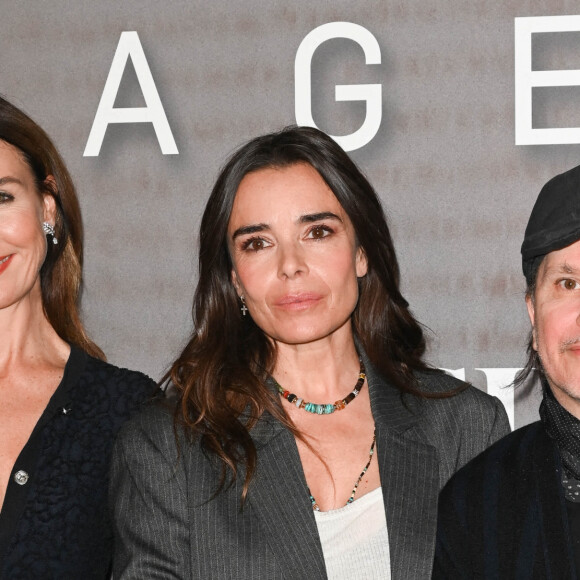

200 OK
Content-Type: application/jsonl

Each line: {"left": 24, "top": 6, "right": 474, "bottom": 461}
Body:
{"left": 313, "top": 487, "right": 391, "bottom": 579}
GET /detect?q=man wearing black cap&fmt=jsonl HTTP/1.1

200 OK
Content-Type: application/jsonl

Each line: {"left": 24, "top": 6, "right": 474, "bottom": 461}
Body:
{"left": 433, "top": 165, "right": 580, "bottom": 579}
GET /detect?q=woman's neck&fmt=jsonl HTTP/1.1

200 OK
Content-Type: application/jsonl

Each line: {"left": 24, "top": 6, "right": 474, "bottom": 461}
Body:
{"left": 0, "top": 289, "right": 69, "bottom": 372}
{"left": 272, "top": 331, "right": 362, "bottom": 401}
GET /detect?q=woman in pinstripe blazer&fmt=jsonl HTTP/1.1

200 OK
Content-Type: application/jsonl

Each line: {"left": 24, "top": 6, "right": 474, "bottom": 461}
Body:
{"left": 110, "top": 126, "right": 510, "bottom": 579}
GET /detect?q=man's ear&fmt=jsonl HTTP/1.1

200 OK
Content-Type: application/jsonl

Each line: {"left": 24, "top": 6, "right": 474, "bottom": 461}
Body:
{"left": 525, "top": 294, "right": 537, "bottom": 351}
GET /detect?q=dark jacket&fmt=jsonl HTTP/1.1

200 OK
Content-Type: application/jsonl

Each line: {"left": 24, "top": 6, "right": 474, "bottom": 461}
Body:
{"left": 434, "top": 421, "right": 576, "bottom": 579}
{"left": 0, "top": 347, "right": 156, "bottom": 579}
{"left": 111, "top": 351, "right": 510, "bottom": 579}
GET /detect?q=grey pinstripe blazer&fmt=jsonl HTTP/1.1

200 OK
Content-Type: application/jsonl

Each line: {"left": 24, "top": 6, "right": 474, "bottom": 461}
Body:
{"left": 110, "top": 351, "right": 510, "bottom": 579}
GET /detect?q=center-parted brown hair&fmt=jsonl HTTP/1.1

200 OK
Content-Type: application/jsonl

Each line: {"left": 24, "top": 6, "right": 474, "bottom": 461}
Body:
{"left": 167, "top": 126, "right": 442, "bottom": 498}
{"left": 0, "top": 95, "right": 103, "bottom": 360}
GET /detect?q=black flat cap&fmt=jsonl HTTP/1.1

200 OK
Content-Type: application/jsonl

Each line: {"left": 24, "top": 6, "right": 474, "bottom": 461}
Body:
{"left": 522, "top": 164, "right": 580, "bottom": 284}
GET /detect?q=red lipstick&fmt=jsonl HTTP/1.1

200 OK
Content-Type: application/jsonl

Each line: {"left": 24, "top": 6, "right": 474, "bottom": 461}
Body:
{"left": 0, "top": 254, "right": 13, "bottom": 275}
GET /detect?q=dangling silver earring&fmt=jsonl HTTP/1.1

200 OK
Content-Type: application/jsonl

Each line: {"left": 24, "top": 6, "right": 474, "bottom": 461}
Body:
{"left": 240, "top": 296, "right": 248, "bottom": 316}
{"left": 42, "top": 222, "right": 58, "bottom": 245}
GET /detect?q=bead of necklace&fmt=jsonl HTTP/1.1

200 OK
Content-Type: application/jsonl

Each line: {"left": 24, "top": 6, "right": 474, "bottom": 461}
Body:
{"left": 274, "top": 358, "right": 366, "bottom": 415}
{"left": 309, "top": 432, "right": 376, "bottom": 511}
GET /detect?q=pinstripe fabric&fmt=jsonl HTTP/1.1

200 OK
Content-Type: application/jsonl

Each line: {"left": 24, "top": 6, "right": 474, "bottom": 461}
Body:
{"left": 110, "top": 351, "right": 510, "bottom": 579}
{"left": 368, "top": 355, "right": 510, "bottom": 579}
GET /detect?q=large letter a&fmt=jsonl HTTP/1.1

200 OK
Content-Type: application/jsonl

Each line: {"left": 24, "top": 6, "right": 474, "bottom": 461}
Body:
{"left": 84, "top": 31, "right": 178, "bottom": 156}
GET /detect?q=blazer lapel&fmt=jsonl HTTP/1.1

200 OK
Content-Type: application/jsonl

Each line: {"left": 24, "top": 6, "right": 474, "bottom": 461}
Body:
{"left": 246, "top": 355, "right": 440, "bottom": 580}
{"left": 247, "top": 415, "right": 328, "bottom": 580}
{"left": 364, "top": 354, "right": 440, "bottom": 580}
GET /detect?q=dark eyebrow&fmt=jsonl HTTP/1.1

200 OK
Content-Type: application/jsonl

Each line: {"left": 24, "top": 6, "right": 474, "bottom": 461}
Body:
{"left": 542, "top": 262, "right": 580, "bottom": 281}
{"left": 559, "top": 263, "right": 580, "bottom": 275}
{"left": 231, "top": 212, "right": 342, "bottom": 241}
{"left": 0, "top": 176, "right": 23, "bottom": 186}
{"left": 231, "top": 223, "right": 270, "bottom": 240}
{"left": 299, "top": 212, "right": 342, "bottom": 224}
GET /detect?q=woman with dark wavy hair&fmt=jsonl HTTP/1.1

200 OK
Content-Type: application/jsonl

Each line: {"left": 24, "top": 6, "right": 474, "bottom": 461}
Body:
{"left": 0, "top": 95, "right": 155, "bottom": 578}
{"left": 111, "top": 126, "right": 509, "bottom": 579}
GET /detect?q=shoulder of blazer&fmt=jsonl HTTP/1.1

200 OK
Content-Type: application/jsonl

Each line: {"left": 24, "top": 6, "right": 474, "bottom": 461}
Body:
{"left": 411, "top": 373, "right": 510, "bottom": 447}
{"left": 364, "top": 349, "right": 500, "bottom": 433}
{"left": 412, "top": 369, "right": 507, "bottom": 421}
{"left": 116, "top": 399, "right": 180, "bottom": 464}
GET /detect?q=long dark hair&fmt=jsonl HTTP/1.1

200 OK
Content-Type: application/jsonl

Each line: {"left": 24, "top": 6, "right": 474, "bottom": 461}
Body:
{"left": 0, "top": 95, "right": 104, "bottom": 360}
{"left": 168, "top": 126, "right": 439, "bottom": 497}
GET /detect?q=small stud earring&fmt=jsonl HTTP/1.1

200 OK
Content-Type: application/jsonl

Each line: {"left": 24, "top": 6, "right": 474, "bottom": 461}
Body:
{"left": 42, "top": 222, "right": 58, "bottom": 245}
{"left": 240, "top": 296, "right": 248, "bottom": 316}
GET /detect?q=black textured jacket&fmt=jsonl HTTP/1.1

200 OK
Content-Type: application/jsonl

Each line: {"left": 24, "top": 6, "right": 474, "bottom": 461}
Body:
{"left": 434, "top": 421, "right": 577, "bottom": 579}
{"left": 0, "top": 346, "right": 157, "bottom": 579}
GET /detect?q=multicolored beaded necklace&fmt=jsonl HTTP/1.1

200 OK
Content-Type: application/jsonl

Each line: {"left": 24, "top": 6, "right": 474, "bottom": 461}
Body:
{"left": 309, "top": 432, "right": 376, "bottom": 511}
{"left": 273, "top": 357, "right": 366, "bottom": 415}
